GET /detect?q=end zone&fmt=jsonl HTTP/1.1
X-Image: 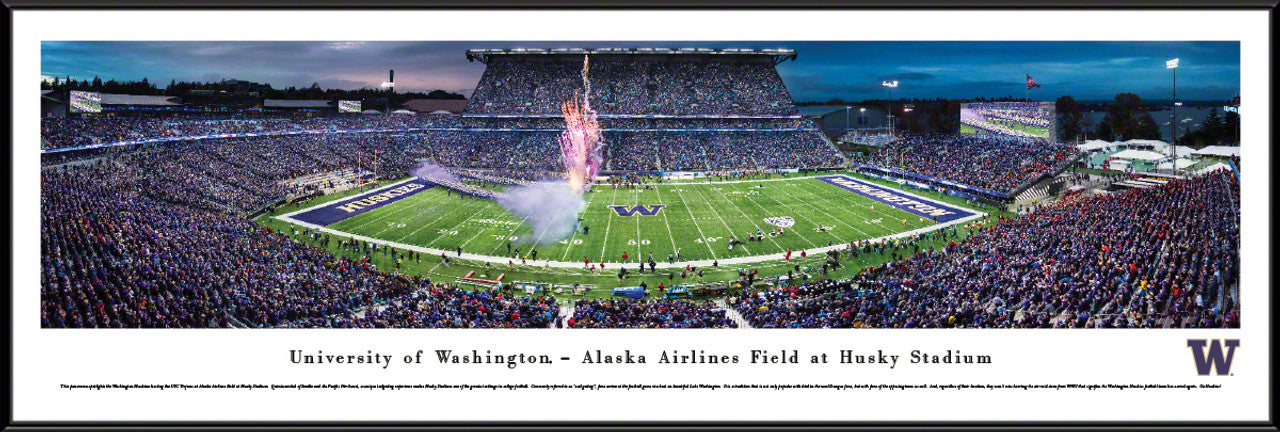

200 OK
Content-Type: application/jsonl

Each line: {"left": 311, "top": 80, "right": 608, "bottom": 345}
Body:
{"left": 815, "top": 175, "right": 978, "bottom": 223}
{"left": 281, "top": 178, "right": 433, "bottom": 226}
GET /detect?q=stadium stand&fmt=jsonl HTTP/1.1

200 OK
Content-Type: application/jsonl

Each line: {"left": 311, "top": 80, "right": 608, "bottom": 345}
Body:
{"left": 856, "top": 133, "right": 1077, "bottom": 195}
{"left": 734, "top": 170, "right": 1240, "bottom": 328}
{"left": 38, "top": 48, "right": 1237, "bottom": 329}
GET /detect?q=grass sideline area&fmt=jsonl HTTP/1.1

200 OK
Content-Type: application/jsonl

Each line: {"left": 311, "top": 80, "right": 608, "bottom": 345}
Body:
{"left": 256, "top": 171, "right": 1006, "bottom": 302}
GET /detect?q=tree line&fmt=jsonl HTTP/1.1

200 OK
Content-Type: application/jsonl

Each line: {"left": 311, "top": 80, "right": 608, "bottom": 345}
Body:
{"left": 40, "top": 76, "right": 466, "bottom": 103}
{"left": 1057, "top": 94, "right": 1239, "bottom": 147}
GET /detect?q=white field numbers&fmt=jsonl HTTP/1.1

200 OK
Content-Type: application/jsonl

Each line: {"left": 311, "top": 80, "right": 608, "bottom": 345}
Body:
{"left": 627, "top": 239, "right": 651, "bottom": 245}
{"left": 694, "top": 237, "right": 723, "bottom": 243}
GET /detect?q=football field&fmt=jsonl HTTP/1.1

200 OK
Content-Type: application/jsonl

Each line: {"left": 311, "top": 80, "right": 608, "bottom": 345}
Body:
{"left": 285, "top": 174, "right": 981, "bottom": 267}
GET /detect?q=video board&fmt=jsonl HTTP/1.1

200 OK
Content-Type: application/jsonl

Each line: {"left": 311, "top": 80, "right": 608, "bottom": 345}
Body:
{"left": 69, "top": 91, "right": 102, "bottom": 113}
{"left": 338, "top": 100, "right": 362, "bottom": 113}
{"left": 960, "top": 101, "right": 1055, "bottom": 139}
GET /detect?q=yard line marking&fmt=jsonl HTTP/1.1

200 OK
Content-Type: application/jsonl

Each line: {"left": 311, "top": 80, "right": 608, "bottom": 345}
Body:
{"left": 798, "top": 181, "right": 905, "bottom": 233}
{"left": 633, "top": 186, "right": 643, "bottom": 265}
{"left": 381, "top": 193, "right": 484, "bottom": 246}
{"left": 597, "top": 186, "right": 621, "bottom": 263}
{"left": 740, "top": 182, "right": 832, "bottom": 247}
{"left": 325, "top": 189, "right": 427, "bottom": 237}
{"left": 686, "top": 181, "right": 751, "bottom": 255}
{"left": 773, "top": 181, "right": 874, "bottom": 238}
{"left": 425, "top": 198, "right": 496, "bottom": 248}
{"left": 556, "top": 188, "right": 596, "bottom": 261}
{"left": 483, "top": 204, "right": 536, "bottom": 257}
{"left": 669, "top": 185, "right": 719, "bottom": 260}
{"left": 652, "top": 185, "right": 680, "bottom": 260}
{"left": 811, "top": 176, "right": 952, "bottom": 231}
{"left": 707, "top": 181, "right": 785, "bottom": 252}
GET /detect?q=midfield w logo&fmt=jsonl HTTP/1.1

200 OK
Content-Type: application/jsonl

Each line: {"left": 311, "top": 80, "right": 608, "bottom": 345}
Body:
{"left": 609, "top": 205, "right": 666, "bottom": 217}
{"left": 1187, "top": 339, "right": 1240, "bottom": 376}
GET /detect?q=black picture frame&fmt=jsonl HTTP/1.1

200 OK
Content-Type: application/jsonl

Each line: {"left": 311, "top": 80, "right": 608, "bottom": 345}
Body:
{"left": 4, "top": 1, "right": 1276, "bottom": 431}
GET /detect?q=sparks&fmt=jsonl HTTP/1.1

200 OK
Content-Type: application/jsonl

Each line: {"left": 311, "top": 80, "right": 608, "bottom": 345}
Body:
{"left": 560, "top": 55, "right": 603, "bottom": 194}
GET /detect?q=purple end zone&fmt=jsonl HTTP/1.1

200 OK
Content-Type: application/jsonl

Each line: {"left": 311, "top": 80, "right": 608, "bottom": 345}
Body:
{"left": 289, "top": 179, "right": 434, "bottom": 226}
{"left": 814, "top": 175, "right": 977, "bottom": 223}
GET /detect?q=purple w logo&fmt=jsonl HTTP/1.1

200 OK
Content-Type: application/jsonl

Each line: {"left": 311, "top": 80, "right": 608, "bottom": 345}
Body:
{"left": 609, "top": 205, "right": 665, "bottom": 217}
{"left": 1187, "top": 339, "right": 1239, "bottom": 376}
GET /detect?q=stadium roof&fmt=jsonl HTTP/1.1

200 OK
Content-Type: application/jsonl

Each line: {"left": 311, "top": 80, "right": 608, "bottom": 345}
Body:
{"left": 100, "top": 93, "right": 181, "bottom": 106}
{"left": 264, "top": 99, "right": 334, "bottom": 108}
{"left": 402, "top": 99, "right": 468, "bottom": 114}
{"left": 466, "top": 48, "right": 798, "bottom": 65}
{"left": 797, "top": 106, "right": 846, "bottom": 117}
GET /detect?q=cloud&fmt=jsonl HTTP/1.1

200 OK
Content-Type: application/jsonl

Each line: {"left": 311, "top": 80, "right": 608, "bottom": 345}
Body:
{"left": 879, "top": 72, "right": 934, "bottom": 82}
{"left": 328, "top": 41, "right": 365, "bottom": 50}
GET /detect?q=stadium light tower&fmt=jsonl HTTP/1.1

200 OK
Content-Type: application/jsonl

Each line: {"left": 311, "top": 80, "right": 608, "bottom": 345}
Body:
{"left": 882, "top": 80, "right": 898, "bottom": 136}
{"left": 1166, "top": 58, "right": 1178, "bottom": 174}
{"left": 903, "top": 106, "right": 913, "bottom": 134}
{"left": 382, "top": 69, "right": 395, "bottom": 118}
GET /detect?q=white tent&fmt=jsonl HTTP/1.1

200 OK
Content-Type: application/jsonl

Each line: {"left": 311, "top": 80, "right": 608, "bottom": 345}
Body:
{"left": 1193, "top": 146, "right": 1241, "bottom": 158}
{"left": 1077, "top": 140, "right": 1114, "bottom": 153}
{"left": 1195, "top": 162, "right": 1232, "bottom": 175}
{"left": 1111, "top": 149, "right": 1166, "bottom": 161}
{"left": 1157, "top": 158, "right": 1196, "bottom": 170}
{"left": 392, "top": 109, "right": 416, "bottom": 115}
{"left": 1120, "top": 139, "right": 1171, "bottom": 149}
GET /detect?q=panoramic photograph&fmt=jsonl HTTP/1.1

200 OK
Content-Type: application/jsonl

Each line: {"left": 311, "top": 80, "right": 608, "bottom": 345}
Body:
{"left": 39, "top": 40, "right": 1241, "bottom": 329}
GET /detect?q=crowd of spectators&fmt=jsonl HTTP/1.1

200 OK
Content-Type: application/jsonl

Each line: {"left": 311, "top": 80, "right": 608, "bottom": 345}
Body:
{"left": 862, "top": 133, "right": 1076, "bottom": 193}
{"left": 289, "top": 287, "right": 560, "bottom": 328}
{"left": 40, "top": 113, "right": 443, "bottom": 150}
{"left": 40, "top": 162, "right": 558, "bottom": 328}
{"left": 467, "top": 58, "right": 798, "bottom": 116}
{"left": 735, "top": 170, "right": 1240, "bottom": 328}
{"left": 569, "top": 298, "right": 738, "bottom": 328}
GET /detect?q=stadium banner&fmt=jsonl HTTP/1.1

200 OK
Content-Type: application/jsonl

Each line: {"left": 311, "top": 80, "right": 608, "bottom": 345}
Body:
{"left": 814, "top": 175, "right": 976, "bottom": 223}
{"left": 286, "top": 179, "right": 432, "bottom": 226}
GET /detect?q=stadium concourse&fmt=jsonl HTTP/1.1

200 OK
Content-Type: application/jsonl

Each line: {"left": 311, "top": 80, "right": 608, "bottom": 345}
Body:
{"left": 39, "top": 48, "right": 1239, "bottom": 329}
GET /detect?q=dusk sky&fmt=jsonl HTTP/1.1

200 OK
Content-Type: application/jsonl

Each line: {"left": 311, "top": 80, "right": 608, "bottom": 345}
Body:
{"left": 41, "top": 41, "right": 1239, "bottom": 102}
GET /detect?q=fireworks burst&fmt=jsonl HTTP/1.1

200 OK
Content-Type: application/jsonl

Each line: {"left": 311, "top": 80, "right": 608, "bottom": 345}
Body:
{"left": 560, "top": 55, "right": 603, "bottom": 194}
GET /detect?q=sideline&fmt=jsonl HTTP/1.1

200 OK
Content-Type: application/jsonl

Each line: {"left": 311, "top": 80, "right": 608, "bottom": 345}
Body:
{"left": 274, "top": 176, "right": 987, "bottom": 270}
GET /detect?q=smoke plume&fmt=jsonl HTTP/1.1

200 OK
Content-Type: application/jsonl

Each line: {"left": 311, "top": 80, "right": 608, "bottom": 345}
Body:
{"left": 495, "top": 181, "right": 586, "bottom": 245}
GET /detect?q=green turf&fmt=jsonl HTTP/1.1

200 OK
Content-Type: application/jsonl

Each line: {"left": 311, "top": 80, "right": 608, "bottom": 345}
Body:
{"left": 257, "top": 172, "right": 1002, "bottom": 301}
{"left": 325, "top": 176, "right": 943, "bottom": 264}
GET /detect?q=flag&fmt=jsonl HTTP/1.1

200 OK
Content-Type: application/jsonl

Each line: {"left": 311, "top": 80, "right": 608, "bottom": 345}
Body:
{"left": 1026, "top": 74, "right": 1041, "bottom": 89}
